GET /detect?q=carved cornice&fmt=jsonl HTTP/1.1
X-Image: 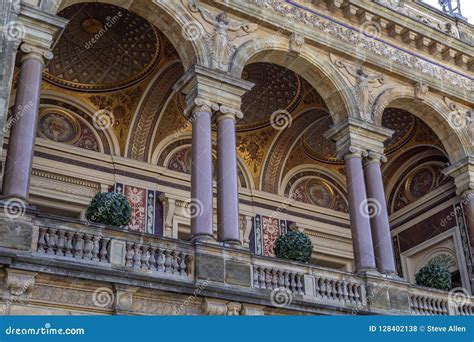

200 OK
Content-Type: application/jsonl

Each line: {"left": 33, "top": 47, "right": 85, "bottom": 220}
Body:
{"left": 247, "top": 0, "right": 472, "bottom": 94}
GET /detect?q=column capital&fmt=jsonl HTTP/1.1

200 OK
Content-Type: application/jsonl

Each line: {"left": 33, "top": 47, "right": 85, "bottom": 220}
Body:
{"left": 17, "top": 3, "right": 68, "bottom": 53}
{"left": 365, "top": 151, "right": 388, "bottom": 164}
{"left": 174, "top": 64, "right": 253, "bottom": 121}
{"left": 324, "top": 117, "right": 393, "bottom": 160}
{"left": 442, "top": 156, "right": 474, "bottom": 196}
{"left": 19, "top": 43, "right": 53, "bottom": 65}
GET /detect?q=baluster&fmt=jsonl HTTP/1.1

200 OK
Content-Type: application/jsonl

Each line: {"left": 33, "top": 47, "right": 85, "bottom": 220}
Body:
{"left": 56, "top": 230, "right": 65, "bottom": 256}
{"left": 37, "top": 227, "right": 47, "bottom": 253}
{"left": 342, "top": 281, "right": 349, "bottom": 301}
{"left": 347, "top": 283, "right": 355, "bottom": 303}
{"left": 314, "top": 277, "right": 321, "bottom": 297}
{"left": 283, "top": 271, "right": 290, "bottom": 291}
{"left": 336, "top": 281, "right": 343, "bottom": 301}
{"left": 133, "top": 244, "right": 142, "bottom": 269}
{"left": 179, "top": 253, "right": 187, "bottom": 276}
{"left": 258, "top": 267, "right": 266, "bottom": 289}
{"left": 149, "top": 247, "right": 157, "bottom": 271}
{"left": 271, "top": 269, "right": 278, "bottom": 289}
{"left": 99, "top": 238, "right": 110, "bottom": 263}
{"left": 264, "top": 268, "right": 272, "bottom": 289}
{"left": 253, "top": 267, "right": 260, "bottom": 288}
{"left": 296, "top": 274, "right": 303, "bottom": 295}
{"left": 125, "top": 242, "right": 134, "bottom": 267}
{"left": 46, "top": 229, "right": 57, "bottom": 255}
{"left": 141, "top": 245, "right": 150, "bottom": 270}
{"left": 91, "top": 235, "right": 100, "bottom": 261}
{"left": 290, "top": 273, "right": 297, "bottom": 293}
{"left": 83, "top": 234, "right": 93, "bottom": 260}
{"left": 326, "top": 280, "right": 333, "bottom": 299}
{"left": 171, "top": 251, "right": 180, "bottom": 274}
{"left": 277, "top": 270, "right": 285, "bottom": 288}
{"left": 157, "top": 248, "right": 165, "bottom": 272}
{"left": 320, "top": 279, "right": 327, "bottom": 299}
{"left": 354, "top": 285, "right": 361, "bottom": 304}
{"left": 64, "top": 231, "right": 73, "bottom": 257}
{"left": 73, "top": 233, "right": 84, "bottom": 259}
{"left": 164, "top": 250, "right": 172, "bottom": 273}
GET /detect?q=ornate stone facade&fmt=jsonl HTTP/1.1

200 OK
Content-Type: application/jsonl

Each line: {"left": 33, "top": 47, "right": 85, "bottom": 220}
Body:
{"left": 0, "top": 0, "right": 472, "bottom": 316}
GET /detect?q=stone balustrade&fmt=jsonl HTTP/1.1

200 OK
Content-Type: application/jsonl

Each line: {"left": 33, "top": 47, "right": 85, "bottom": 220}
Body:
{"left": 1, "top": 213, "right": 473, "bottom": 315}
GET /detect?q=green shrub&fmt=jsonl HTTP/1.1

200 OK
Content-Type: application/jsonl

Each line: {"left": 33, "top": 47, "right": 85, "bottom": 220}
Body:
{"left": 415, "top": 262, "right": 452, "bottom": 291}
{"left": 85, "top": 192, "right": 131, "bottom": 227}
{"left": 274, "top": 231, "right": 313, "bottom": 263}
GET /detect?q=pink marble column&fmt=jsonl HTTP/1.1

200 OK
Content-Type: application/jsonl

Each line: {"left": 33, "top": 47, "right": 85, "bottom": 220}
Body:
{"left": 216, "top": 112, "right": 240, "bottom": 245}
{"left": 364, "top": 153, "right": 396, "bottom": 274}
{"left": 190, "top": 105, "right": 214, "bottom": 241}
{"left": 344, "top": 149, "right": 377, "bottom": 272}
{"left": 3, "top": 45, "right": 51, "bottom": 200}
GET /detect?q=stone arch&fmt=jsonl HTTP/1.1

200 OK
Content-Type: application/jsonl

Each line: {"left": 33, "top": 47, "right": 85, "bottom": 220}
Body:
{"left": 373, "top": 86, "right": 470, "bottom": 162}
{"left": 229, "top": 36, "right": 359, "bottom": 125}
{"left": 54, "top": 0, "right": 209, "bottom": 69}
{"left": 38, "top": 90, "right": 120, "bottom": 156}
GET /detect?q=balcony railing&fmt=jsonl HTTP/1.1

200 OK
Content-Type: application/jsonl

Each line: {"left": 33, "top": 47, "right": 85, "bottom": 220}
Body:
{"left": 2, "top": 212, "right": 473, "bottom": 315}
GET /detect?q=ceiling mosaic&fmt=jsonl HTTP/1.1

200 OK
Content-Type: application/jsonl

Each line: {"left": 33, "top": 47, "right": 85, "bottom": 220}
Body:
{"left": 44, "top": 3, "right": 160, "bottom": 92}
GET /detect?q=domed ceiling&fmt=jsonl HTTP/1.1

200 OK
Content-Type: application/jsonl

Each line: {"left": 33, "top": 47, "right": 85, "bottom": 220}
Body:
{"left": 302, "top": 108, "right": 417, "bottom": 164}
{"left": 44, "top": 3, "right": 160, "bottom": 92}
{"left": 239, "top": 63, "right": 303, "bottom": 131}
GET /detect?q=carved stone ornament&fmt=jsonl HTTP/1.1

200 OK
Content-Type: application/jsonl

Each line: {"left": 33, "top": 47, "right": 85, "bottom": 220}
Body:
{"left": 289, "top": 32, "right": 304, "bottom": 54}
{"left": 414, "top": 82, "right": 428, "bottom": 100}
{"left": 330, "top": 54, "right": 384, "bottom": 123}
{"left": 185, "top": 0, "right": 258, "bottom": 71}
{"left": 253, "top": 1, "right": 472, "bottom": 91}
{"left": 5, "top": 269, "right": 35, "bottom": 296}
{"left": 444, "top": 97, "right": 472, "bottom": 129}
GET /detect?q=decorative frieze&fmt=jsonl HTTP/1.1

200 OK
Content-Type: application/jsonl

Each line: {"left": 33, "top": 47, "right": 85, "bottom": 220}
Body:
{"left": 253, "top": 0, "right": 472, "bottom": 91}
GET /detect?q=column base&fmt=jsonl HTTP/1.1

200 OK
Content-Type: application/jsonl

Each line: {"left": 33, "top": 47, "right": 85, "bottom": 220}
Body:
{"left": 190, "top": 234, "right": 216, "bottom": 244}
{"left": 355, "top": 268, "right": 379, "bottom": 277}
{"left": 220, "top": 239, "right": 242, "bottom": 249}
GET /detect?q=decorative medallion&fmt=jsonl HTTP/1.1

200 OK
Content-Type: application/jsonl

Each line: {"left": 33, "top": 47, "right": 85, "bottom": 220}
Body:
{"left": 382, "top": 108, "right": 417, "bottom": 154}
{"left": 38, "top": 109, "right": 81, "bottom": 144}
{"left": 405, "top": 167, "right": 436, "bottom": 200}
{"left": 239, "top": 63, "right": 302, "bottom": 131}
{"left": 44, "top": 3, "right": 160, "bottom": 92}
{"left": 291, "top": 178, "right": 337, "bottom": 209}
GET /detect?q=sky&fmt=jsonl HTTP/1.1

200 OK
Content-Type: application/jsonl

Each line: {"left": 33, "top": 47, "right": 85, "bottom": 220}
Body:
{"left": 421, "top": 0, "right": 474, "bottom": 23}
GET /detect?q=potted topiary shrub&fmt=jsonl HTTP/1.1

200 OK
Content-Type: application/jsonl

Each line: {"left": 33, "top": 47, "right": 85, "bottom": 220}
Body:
{"left": 415, "top": 262, "right": 452, "bottom": 291}
{"left": 85, "top": 192, "right": 131, "bottom": 227}
{"left": 274, "top": 230, "right": 313, "bottom": 263}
